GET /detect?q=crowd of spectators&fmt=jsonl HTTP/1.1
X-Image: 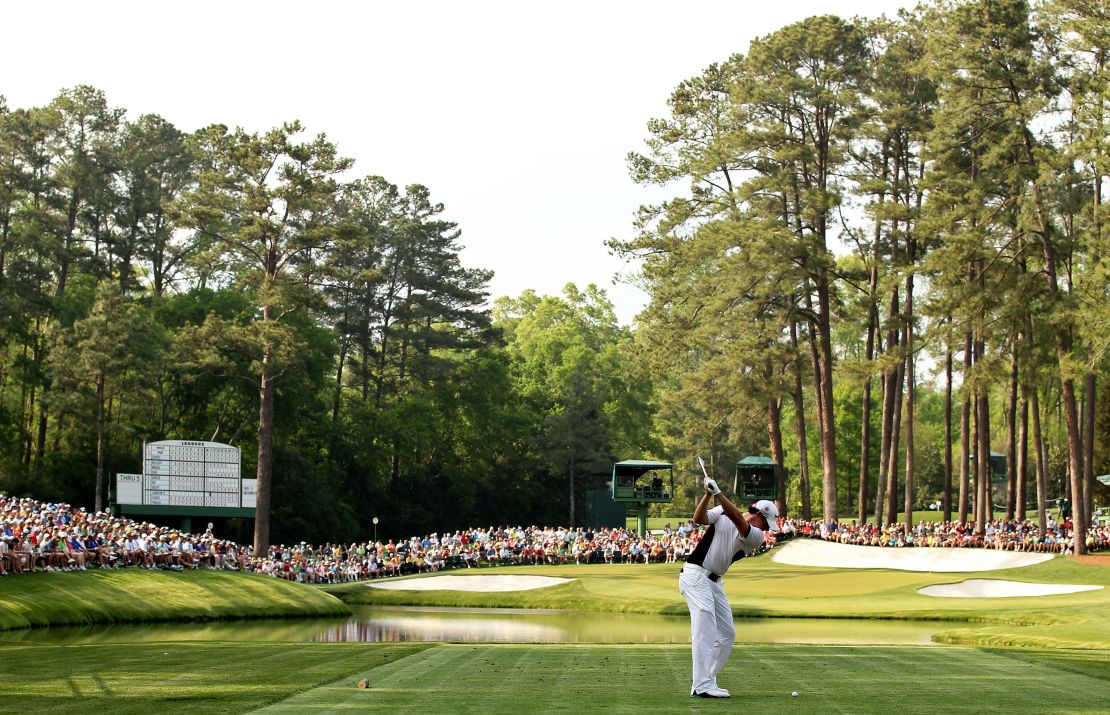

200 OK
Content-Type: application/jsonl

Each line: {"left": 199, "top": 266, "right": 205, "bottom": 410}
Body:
{"left": 251, "top": 523, "right": 732, "bottom": 584}
{"left": 0, "top": 494, "right": 249, "bottom": 576}
{"left": 2, "top": 492, "right": 1106, "bottom": 585}
{"left": 778, "top": 514, "right": 1110, "bottom": 554}
{"left": 1, "top": 493, "right": 728, "bottom": 583}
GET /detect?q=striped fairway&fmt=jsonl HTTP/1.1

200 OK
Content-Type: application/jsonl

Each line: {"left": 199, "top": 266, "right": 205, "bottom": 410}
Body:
{"left": 254, "top": 643, "right": 1110, "bottom": 715}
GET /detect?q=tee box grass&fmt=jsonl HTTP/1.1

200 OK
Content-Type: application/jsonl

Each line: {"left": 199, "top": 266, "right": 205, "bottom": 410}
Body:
{"left": 0, "top": 641, "right": 1108, "bottom": 714}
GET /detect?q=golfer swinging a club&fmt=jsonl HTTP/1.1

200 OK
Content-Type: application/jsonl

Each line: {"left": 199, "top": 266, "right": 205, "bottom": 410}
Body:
{"left": 679, "top": 458, "right": 780, "bottom": 698}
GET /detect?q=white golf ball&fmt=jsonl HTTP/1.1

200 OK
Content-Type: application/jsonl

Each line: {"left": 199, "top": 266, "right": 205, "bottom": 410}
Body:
{"left": 791, "top": 691, "right": 798, "bottom": 697}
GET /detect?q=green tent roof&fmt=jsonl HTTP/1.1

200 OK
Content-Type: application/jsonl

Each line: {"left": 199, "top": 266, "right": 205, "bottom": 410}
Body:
{"left": 612, "top": 460, "right": 672, "bottom": 479}
{"left": 1097, "top": 474, "right": 1110, "bottom": 487}
{"left": 614, "top": 460, "right": 672, "bottom": 468}
{"left": 737, "top": 456, "right": 776, "bottom": 467}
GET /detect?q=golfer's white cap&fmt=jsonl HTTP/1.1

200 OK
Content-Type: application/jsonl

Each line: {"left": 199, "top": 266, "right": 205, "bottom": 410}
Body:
{"left": 752, "top": 500, "right": 780, "bottom": 532}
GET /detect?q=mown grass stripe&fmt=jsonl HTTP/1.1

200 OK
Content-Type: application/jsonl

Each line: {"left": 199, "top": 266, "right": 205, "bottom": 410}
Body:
{"left": 0, "top": 642, "right": 431, "bottom": 715}
{"left": 238, "top": 643, "right": 1110, "bottom": 715}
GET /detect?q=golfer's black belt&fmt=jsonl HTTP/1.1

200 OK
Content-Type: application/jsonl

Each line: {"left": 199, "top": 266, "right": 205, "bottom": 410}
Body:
{"left": 682, "top": 564, "right": 720, "bottom": 582}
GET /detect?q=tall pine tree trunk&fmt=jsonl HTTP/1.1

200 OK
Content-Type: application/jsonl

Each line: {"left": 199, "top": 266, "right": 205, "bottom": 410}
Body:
{"left": 374, "top": 309, "right": 392, "bottom": 408}
{"left": 35, "top": 407, "right": 47, "bottom": 472}
{"left": 802, "top": 285, "right": 832, "bottom": 520}
{"left": 975, "top": 390, "right": 990, "bottom": 535}
{"left": 332, "top": 335, "right": 349, "bottom": 425}
{"left": 94, "top": 373, "right": 106, "bottom": 513}
{"left": 789, "top": 320, "right": 812, "bottom": 520}
{"left": 1058, "top": 378, "right": 1086, "bottom": 552}
{"left": 874, "top": 371, "right": 888, "bottom": 526}
{"left": 815, "top": 269, "right": 838, "bottom": 522}
{"left": 860, "top": 185, "right": 884, "bottom": 526}
{"left": 1082, "top": 373, "right": 1095, "bottom": 527}
{"left": 876, "top": 288, "right": 900, "bottom": 525}
{"left": 32, "top": 324, "right": 48, "bottom": 472}
{"left": 1017, "top": 390, "right": 1028, "bottom": 522}
{"left": 886, "top": 360, "right": 904, "bottom": 527}
{"left": 1031, "top": 389, "right": 1048, "bottom": 537}
{"left": 1085, "top": 158, "right": 1102, "bottom": 529}
{"left": 360, "top": 323, "right": 372, "bottom": 402}
{"left": 959, "top": 332, "right": 973, "bottom": 525}
{"left": 944, "top": 348, "right": 954, "bottom": 521}
{"left": 767, "top": 392, "right": 787, "bottom": 518}
{"left": 1006, "top": 348, "right": 1018, "bottom": 520}
{"left": 976, "top": 255, "right": 992, "bottom": 527}
{"left": 903, "top": 257, "right": 915, "bottom": 534}
{"left": 859, "top": 305, "right": 877, "bottom": 525}
{"left": 1022, "top": 131, "right": 1088, "bottom": 554}
{"left": 568, "top": 461, "right": 576, "bottom": 527}
{"left": 254, "top": 325, "right": 276, "bottom": 555}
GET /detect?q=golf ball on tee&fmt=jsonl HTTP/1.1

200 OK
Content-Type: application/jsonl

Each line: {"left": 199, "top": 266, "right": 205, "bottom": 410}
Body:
{"left": 792, "top": 691, "right": 798, "bottom": 697}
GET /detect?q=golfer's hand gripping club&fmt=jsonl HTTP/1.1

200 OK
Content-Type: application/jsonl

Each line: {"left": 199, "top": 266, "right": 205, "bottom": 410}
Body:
{"left": 697, "top": 456, "right": 721, "bottom": 495}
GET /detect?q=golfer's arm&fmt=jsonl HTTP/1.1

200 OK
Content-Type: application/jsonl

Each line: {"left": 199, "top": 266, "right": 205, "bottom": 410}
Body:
{"left": 693, "top": 492, "right": 713, "bottom": 525}
{"left": 714, "top": 492, "right": 751, "bottom": 536}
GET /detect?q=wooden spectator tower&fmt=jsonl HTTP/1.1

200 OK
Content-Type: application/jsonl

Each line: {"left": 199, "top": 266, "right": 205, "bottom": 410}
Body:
{"left": 611, "top": 459, "right": 673, "bottom": 536}
{"left": 734, "top": 456, "right": 779, "bottom": 502}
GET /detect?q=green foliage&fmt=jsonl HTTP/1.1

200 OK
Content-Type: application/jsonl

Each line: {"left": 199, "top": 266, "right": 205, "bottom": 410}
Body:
{"left": 495, "top": 284, "right": 658, "bottom": 524}
{"left": 0, "top": 88, "right": 648, "bottom": 540}
{"left": 618, "top": 1, "right": 1108, "bottom": 529}
{"left": 3, "top": 0, "right": 1110, "bottom": 543}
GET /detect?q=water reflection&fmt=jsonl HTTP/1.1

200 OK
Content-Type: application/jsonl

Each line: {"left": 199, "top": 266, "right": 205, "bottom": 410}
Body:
{"left": 0, "top": 606, "right": 941, "bottom": 646}
{"left": 312, "top": 612, "right": 566, "bottom": 643}
{"left": 309, "top": 607, "right": 939, "bottom": 645}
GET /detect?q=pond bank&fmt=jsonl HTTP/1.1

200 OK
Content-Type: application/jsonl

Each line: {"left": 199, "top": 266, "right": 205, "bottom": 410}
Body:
{"left": 0, "top": 568, "right": 349, "bottom": 631}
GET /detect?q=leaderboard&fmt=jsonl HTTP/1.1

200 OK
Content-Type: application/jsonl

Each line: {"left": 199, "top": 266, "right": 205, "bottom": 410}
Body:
{"left": 115, "top": 440, "right": 255, "bottom": 509}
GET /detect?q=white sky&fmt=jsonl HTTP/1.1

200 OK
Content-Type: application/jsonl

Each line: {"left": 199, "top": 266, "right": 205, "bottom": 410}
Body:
{"left": 2, "top": 0, "right": 913, "bottom": 324}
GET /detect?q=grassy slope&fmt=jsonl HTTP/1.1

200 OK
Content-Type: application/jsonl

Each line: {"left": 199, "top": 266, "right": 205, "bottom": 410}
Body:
{"left": 325, "top": 555, "right": 1110, "bottom": 649}
{"left": 1, "top": 641, "right": 1107, "bottom": 715}
{"left": 0, "top": 569, "right": 349, "bottom": 630}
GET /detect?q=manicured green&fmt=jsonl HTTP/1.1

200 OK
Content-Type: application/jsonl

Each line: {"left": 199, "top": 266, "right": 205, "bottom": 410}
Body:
{"left": 0, "top": 569, "right": 349, "bottom": 631}
{"left": 1, "top": 641, "right": 1107, "bottom": 714}
{"left": 325, "top": 556, "right": 1110, "bottom": 649}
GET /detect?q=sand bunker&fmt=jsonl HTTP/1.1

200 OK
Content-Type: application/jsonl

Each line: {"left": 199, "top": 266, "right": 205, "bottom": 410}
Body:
{"left": 771, "top": 539, "right": 1053, "bottom": 572}
{"left": 918, "top": 579, "right": 1102, "bottom": 598}
{"left": 367, "top": 575, "right": 572, "bottom": 592}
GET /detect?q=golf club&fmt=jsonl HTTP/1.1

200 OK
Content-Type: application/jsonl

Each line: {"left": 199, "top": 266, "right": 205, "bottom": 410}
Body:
{"left": 697, "top": 456, "right": 720, "bottom": 495}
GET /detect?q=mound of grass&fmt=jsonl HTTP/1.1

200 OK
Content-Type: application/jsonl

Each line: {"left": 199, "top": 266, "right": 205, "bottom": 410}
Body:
{"left": 0, "top": 569, "right": 350, "bottom": 631}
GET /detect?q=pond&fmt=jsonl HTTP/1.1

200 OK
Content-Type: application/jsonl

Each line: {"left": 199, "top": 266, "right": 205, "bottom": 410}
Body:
{"left": 0, "top": 606, "right": 941, "bottom": 646}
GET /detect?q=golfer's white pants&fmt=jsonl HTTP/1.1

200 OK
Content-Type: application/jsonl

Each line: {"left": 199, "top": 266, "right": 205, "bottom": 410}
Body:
{"left": 678, "top": 566, "right": 735, "bottom": 694}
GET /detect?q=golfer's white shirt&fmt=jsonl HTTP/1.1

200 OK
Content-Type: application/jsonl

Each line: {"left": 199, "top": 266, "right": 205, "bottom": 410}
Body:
{"left": 698, "top": 506, "right": 764, "bottom": 577}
